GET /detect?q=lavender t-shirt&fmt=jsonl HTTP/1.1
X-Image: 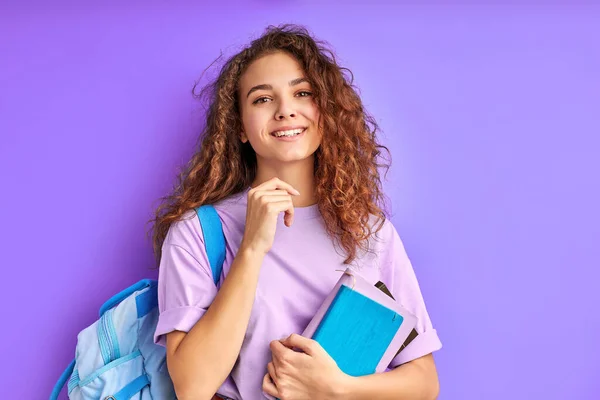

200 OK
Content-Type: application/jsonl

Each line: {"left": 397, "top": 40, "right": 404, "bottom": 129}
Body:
{"left": 154, "top": 188, "right": 442, "bottom": 400}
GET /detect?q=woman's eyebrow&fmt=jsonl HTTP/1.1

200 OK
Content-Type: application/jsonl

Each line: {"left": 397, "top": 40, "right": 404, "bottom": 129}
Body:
{"left": 246, "top": 77, "right": 309, "bottom": 98}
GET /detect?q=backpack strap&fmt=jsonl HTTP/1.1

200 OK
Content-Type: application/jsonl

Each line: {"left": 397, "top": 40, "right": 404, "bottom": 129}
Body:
{"left": 196, "top": 204, "right": 226, "bottom": 286}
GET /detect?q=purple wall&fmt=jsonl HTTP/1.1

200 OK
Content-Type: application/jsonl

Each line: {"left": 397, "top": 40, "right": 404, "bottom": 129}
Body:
{"left": 1, "top": 2, "right": 598, "bottom": 399}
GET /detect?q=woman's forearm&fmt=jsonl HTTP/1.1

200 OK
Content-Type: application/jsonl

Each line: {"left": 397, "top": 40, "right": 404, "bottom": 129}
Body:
{"left": 167, "top": 247, "right": 264, "bottom": 399}
{"left": 339, "top": 354, "right": 439, "bottom": 400}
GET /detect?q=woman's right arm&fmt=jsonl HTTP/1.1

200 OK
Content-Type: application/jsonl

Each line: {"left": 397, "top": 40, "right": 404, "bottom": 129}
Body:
{"left": 166, "top": 246, "right": 264, "bottom": 400}
{"left": 164, "top": 178, "right": 300, "bottom": 400}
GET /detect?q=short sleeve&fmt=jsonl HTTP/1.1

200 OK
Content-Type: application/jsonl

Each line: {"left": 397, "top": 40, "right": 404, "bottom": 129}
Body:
{"left": 378, "top": 220, "right": 442, "bottom": 368}
{"left": 153, "top": 210, "right": 218, "bottom": 347}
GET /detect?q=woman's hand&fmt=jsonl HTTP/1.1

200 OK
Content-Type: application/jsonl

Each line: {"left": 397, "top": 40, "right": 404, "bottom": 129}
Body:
{"left": 262, "top": 334, "right": 349, "bottom": 400}
{"left": 240, "top": 177, "right": 300, "bottom": 256}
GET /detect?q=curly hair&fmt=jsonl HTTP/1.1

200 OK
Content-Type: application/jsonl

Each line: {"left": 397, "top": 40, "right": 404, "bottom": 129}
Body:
{"left": 148, "top": 24, "right": 391, "bottom": 266}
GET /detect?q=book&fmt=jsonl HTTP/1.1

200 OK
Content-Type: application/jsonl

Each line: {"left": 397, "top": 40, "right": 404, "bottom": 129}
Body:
{"left": 374, "top": 280, "right": 420, "bottom": 357}
{"left": 301, "top": 268, "right": 418, "bottom": 376}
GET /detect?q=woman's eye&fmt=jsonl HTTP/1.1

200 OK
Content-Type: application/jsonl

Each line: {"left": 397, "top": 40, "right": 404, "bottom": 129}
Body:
{"left": 252, "top": 92, "right": 312, "bottom": 105}
{"left": 253, "top": 97, "right": 271, "bottom": 105}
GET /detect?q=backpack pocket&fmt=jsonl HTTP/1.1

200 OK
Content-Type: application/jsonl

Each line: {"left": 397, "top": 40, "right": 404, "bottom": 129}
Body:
{"left": 69, "top": 350, "right": 150, "bottom": 400}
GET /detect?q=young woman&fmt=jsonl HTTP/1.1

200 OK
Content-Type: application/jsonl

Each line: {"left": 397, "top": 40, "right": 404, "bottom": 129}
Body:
{"left": 150, "top": 24, "right": 442, "bottom": 400}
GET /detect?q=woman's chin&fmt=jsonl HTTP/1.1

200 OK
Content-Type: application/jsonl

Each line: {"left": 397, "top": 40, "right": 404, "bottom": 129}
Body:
{"left": 274, "top": 152, "right": 316, "bottom": 164}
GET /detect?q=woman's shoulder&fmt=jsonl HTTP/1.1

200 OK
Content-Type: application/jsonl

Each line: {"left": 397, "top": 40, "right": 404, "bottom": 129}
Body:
{"left": 368, "top": 214, "right": 399, "bottom": 246}
{"left": 213, "top": 188, "right": 248, "bottom": 212}
{"left": 213, "top": 190, "right": 249, "bottom": 230}
{"left": 166, "top": 190, "right": 248, "bottom": 245}
{"left": 363, "top": 215, "right": 409, "bottom": 266}
{"left": 163, "top": 209, "right": 204, "bottom": 250}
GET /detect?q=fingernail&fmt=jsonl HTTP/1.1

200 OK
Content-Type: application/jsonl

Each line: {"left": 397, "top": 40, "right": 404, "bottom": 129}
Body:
{"left": 293, "top": 189, "right": 300, "bottom": 195}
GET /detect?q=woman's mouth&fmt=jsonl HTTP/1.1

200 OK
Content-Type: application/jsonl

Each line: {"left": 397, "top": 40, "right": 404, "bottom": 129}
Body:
{"left": 270, "top": 127, "right": 306, "bottom": 141}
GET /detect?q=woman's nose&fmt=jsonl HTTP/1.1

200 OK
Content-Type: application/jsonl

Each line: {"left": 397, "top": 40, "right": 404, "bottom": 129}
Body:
{"left": 275, "top": 99, "right": 296, "bottom": 120}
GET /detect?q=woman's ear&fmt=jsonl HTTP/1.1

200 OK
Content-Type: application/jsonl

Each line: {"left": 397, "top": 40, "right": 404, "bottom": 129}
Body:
{"left": 240, "top": 131, "right": 248, "bottom": 143}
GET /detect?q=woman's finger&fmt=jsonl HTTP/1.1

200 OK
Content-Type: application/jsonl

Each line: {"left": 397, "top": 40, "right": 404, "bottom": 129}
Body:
{"left": 252, "top": 177, "right": 300, "bottom": 196}
{"left": 262, "top": 372, "right": 280, "bottom": 398}
{"left": 264, "top": 200, "right": 295, "bottom": 227}
{"left": 281, "top": 333, "right": 319, "bottom": 356}
{"left": 267, "top": 361, "right": 278, "bottom": 382}
{"left": 270, "top": 339, "right": 301, "bottom": 368}
{"left": 257, "top": 194, "right": 294, "bottom": 204}
{"left": 253, "top": 189, "right": 296, "bottom": 198}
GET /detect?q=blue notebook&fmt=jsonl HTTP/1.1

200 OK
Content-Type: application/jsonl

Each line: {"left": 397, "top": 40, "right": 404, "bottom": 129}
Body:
{"left": 301, "top": 268, "right": 417, "bottom": 376}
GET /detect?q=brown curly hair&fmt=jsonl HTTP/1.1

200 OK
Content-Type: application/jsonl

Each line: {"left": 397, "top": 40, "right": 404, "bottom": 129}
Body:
{"left": 148, "top": 24, "right": 391, "bottom": 266}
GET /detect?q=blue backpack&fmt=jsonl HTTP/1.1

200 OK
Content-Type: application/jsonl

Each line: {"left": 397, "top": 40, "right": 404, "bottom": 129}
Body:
{"left": 51, "top": 205, "right": 226, "bottom": 400}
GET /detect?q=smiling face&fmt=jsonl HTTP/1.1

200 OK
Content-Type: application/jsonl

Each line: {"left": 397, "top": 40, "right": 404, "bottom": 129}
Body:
{"left": 238, "top": 51, "right": 322, "bottom": 168}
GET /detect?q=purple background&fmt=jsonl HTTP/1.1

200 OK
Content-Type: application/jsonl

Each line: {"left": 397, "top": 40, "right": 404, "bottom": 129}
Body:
{"left": 1, "top": 2, "right": 599, "bottom": 399}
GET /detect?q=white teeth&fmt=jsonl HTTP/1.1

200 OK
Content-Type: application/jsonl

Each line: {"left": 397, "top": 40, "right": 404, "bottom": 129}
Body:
{"left": 273, "top": 128, "right": 304, "bottom": 137}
